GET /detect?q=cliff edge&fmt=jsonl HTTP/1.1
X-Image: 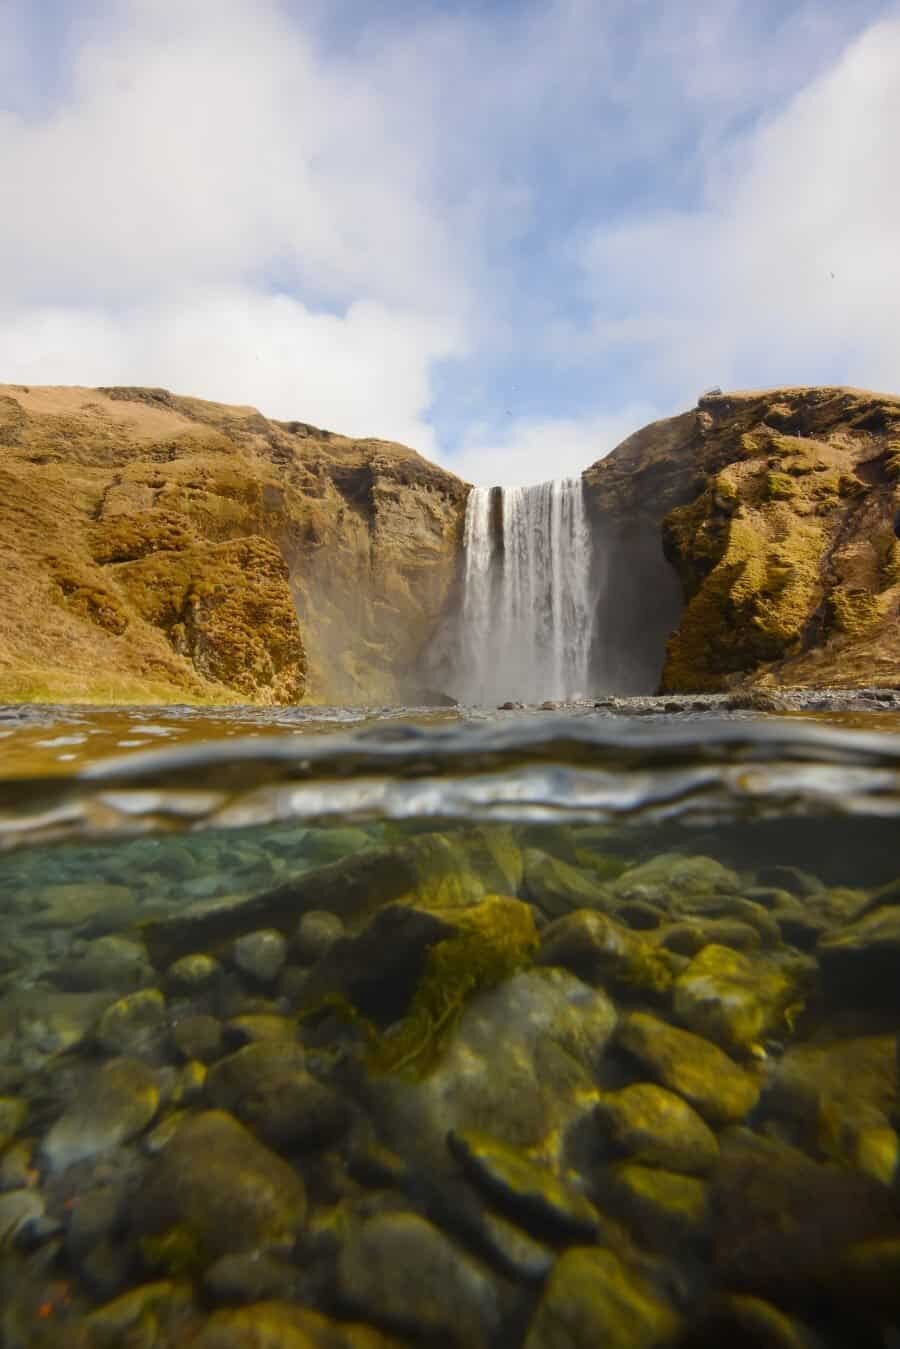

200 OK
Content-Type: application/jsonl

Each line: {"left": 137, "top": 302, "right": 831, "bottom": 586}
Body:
{"left": 0, "top": 385, "right": 467, "bottom": 704}
{"left": 585, "top": 387, "right": 900, "bottom": 692}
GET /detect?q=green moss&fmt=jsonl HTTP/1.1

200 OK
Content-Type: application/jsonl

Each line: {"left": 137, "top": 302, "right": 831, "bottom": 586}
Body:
{"left": 829, "top": 586, "right": 883, "bottom": 637}
{"left": 369, "top": 897, "right": 539, "bottom": 1079}
{"left": 766, "top": 472, "right": 797, "bottom": 500}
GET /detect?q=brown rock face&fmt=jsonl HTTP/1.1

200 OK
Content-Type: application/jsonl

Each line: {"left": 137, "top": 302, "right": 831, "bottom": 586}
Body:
{"left": 0, "top": 384, "right": 467, "bottom": 703}
{"left": 584, "top": 386, "right": 900, "bottom": 692}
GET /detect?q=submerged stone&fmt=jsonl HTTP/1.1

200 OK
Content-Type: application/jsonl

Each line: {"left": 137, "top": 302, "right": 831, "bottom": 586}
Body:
{"left": 616, "top": 1011, "right": 759, "bottom": 1126}
{"left": 447, "top": 1128, "right": 600, "bottom": 1241}
{"left": 0, "top": 1096, "right": 27, "bottom": 1151}
{"left": 95, "top": 987, "right": 168, "bottom": 1062}
{"left": 523, "top": 849, "right": 608, "bottom": 917}
{"left": 537, "top": 908, "right": 673, "bottom": 999}
{"left": 193, "top": 1300, "right": 405, "bottom": 1348}
{"left": 523, "top": 1246, "right": 681, "bottom": 1349}
{"left": 599, "top": 1162, "right": 710, "bottom": 1250}
{"left": 42, "top": 1056, "right": 159, "bottom": 1171}
{"left": 208, "top": 1039, "right": 351, "bottom": 1151}
{"left": 593, "top": 1083, "right": 719, "bottom": 1175}
{"left": 232, "top": 929, "right": 287, "bottom": 984}
{"left": 819, "top": 908, "right": 900, "bottom": 1010}
{"left": 293, "top": 909, "right": 345, "bottom": 964}
{"left": 672, "top": 944, "right": 797, "bottom": 1056}
{"left": 337, "top": 1211, "right": 503, "bottom": 1348}
{"left": 134, "top": 1110, "right": 306, "bottom": 1260}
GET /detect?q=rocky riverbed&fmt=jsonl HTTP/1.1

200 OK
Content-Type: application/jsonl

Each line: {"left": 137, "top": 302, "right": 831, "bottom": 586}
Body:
{"left": 2, "top": 804, "right": 900, "bottom": 1348}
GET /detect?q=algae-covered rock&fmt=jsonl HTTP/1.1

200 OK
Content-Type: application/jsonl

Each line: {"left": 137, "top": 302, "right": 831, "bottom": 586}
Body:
{"left": 95, "top": 987, "right": 168, "bottom": 1062}
{"left": 684, "top": 1295, "right": 820, "bottom": 1349}
{"left": 523, "top": 849, "right": 609, "bottom": 917}
{"left": 208, "top": 1041, "right": 352, "bottom": 1152}
{"left": 232, "top": 930, "right": 287, "bottom": 984}
{"left": 134, "top": 1110, "right": 306, "bottom": 1260}
{"left": 0, "top": 1096, "right": 27, "bottom": 1151}
{"left": 616, "top": 1011, "right": 759, "bottom": 1126}
{"left": 599, "top": 1162, "right": 710, "bottom": 1250}
{"left": 447, "top": 1128, "right": 600, "bottom": 1241}
{"left": 84, "top": 1280, "right": 195, "bottom": 1345}
{"left": 672, "top": 944, "right": 798, "bottom": 1056}
{"left": 610, "top": 854, "right": 740, "bottom": 909}
{"left": 337, "top": 1212, "right": 504, "bottom": 1348}
{"left": 593, "top": 1083, "right": 719, "bottom": 1175}
{"left": 537, "top": 909, "right": 673, "bottom": 999}
{"left": 42, "top": 1056, "right": 159, "bottom": 1171}
{"left": 523, "top": 1246, "right": 681, "bottom": 1349}
{"left": 193, "top": 1301, "right": 406, "bottom": 1348}
{"left": 370, "top": 966, "right": 616, "bottom": 1158}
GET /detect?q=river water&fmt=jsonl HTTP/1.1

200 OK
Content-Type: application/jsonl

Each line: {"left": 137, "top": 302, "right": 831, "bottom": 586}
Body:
{"left": 2, "top": 702, "right": 900, "bottom": 1347}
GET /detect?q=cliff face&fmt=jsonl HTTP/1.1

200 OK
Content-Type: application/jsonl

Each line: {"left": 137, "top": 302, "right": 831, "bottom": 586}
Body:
{"left": 585, "top": 387, "right": 900, "bottom": 692}
{"left": 0, "top": 385, "right": 468, "bottom": 704}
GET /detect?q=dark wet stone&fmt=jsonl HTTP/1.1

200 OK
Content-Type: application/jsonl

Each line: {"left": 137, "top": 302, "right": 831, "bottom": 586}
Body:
{"left": 682, "top": 1294, "right": 819, "bottom": 1349}
{"left": 140, "top": 847, "right": 418, "bottom": 968}
{"left": 523, "top": 849, "right": 608, "bottom": 917}
{"left": 756, "top": 866, "right": 824, "bottom": 898}
{"left": 475, "top": 1207, "right": 556, "bottom": 1282}
{"left": 617, "top": 900, "right": 665, "bottom": 931}
{"left": 95, "top": 987, "right": 168, "bottom": 1062}
{"left": 672, "top": 945, "right": 797, "bottom": 1056}
{"left": 42, "top": 1057, "right": 160, "bottom": 1171}
{"left": 0, "top": 1096, "right": 26, "bottom": 1150}
{"left": 207, "top": 1040, "right": 351, "bottom": 1151}
{"left": 232, "top": 930, "right": 287, "bottom": 984}
{"left": 537, "top": 909, "right": 673, "bottom": 998}
{"left": 299, "top": 903, "right": 456, "bottom": 1025}
{"left": 616, "top": 1011, "right": 760, "bottom": 1126}
{"left": 52, "top": 935, "right": 154, "bottom": 993}
{"left": 84, "top": 1281, "right": 196, "bottom": 1343}
{"left": 223, "top": 1013, "right": 297, "bottom": 1046}
{"left": 659, "top": 918, "right": 761, "bottom": 956}
{"left": 610, "top": 854, "right": 740, "bottom": 908}
{"left": 447, "top": 1128, "right": 600, "bottom": 1241}
{"left": 293, "top": 910, "right": 345, "bottom": 964}
{"left": 819, "top": 908, "right": 900, "bottom": 1011}
{"left": 337, "top": 1211, "right": 504, "bottom": 1348}
{"left": 167, "top": 953, "right": 223, "bottom": 991}
{"left": 134, "top": 1110, "right": 306, "bottom": 1259}
{"left": 711, "top": 1129, "right": 900, "bottom": 1303}
{"left": 593, "top": 1083, "right": 719, "bottom": 1175}
{"left": 171, "top": 1012, "right": 224, "bottom": 1064}
{"left": 598, "top": 1162, "right": 710, "bottom": 1252}
{"left": 192, "top": 1301, "right": 401, "bottom": 1348}
{"left": 203, "top": 1250, "right": 301, "bottom": 1304}
{"left": 523, "top": 1246, "right": 681, "bottom": 1349}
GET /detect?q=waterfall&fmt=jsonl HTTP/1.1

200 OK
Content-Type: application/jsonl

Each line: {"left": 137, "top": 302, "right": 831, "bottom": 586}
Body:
{"left": 455, "top": 477, "right": 593, "bottom": 705}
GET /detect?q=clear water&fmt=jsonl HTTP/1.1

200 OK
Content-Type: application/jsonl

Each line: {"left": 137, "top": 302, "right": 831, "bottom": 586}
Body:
{"left": 2, "top": 704, "right": 900, "bottom": 1346}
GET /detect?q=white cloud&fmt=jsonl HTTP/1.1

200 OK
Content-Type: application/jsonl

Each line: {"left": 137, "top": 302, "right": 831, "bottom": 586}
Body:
{"left": 449, "top": 403, "right": 660, "bottom": 488}
{"left": 0, "top": 287, "right": 461, "bottom": 454}
{"left": 576, "top": 12, "right": 900, "bottom": 402}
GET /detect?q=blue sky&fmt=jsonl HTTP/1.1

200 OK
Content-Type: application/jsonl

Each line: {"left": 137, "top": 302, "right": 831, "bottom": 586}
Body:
{"left": 1, "top": 0, "right": 898, "bottom": 483}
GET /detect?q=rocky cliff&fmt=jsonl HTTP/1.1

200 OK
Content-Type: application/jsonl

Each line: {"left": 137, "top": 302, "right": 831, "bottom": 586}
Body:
{"left": 0, "top": 385, "right": 468, "bottom": 704}
{"left": 584, "top": 387, "right": 900, "bottom": 692}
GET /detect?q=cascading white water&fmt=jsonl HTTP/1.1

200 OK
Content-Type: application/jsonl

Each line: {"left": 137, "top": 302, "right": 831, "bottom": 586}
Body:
{"left": 456, "top": 477, "right": 593, "bottom": 705}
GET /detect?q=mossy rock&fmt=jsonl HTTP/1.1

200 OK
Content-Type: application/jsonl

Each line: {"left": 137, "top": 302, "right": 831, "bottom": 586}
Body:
{"left": 523, "top": 1246, "right": 681, "bottom": 1349}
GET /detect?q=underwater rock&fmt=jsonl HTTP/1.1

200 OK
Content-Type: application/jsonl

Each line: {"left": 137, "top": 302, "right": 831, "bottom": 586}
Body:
{"left": 616, "top": 1011, "right": 760, "bottom": 1126}
{"left": 658, "top": 918, "right": 761, "bottom": 956}
{"left": 167, "top": 952, "right": 223, "bottom": 991}
{"left": 28, "top": 881, "right": 137, "bottom": 934}
{"left": 0, "top": 1096, "right": 27, "bottom": 1151}
{"left": 54, "top": 934, "right": 154, "bottom": 993}
{"left": 593, "top": 1083, "right": 719, "bottom": 1175}
{"left": 0, "top": 989, "right": 115, "bottom": 1068}
{"left": 523, "top": 1246, "right": 681, "bottom": 1349}
{"left": 682, "top": 1294, "right": 820, "bottom": 1349}
{"left": 171, "top": 1012, "right": 224, "bottom": 1064}
{"left": 609, "top": 854, "right": 740, "bottom": 910}
{"left": 134, "top": 1110, "right": 306, "bottom": 1260}
{"left": 140, "top": 847, "right": 419, "bottom": 967}
{"left": 597, "top": 1162, "right": 710, "bottom": 1251}
{"left": 672, "top": 945, "right": 797, "bottom": 1056}
{"left": 337, "top": 1211, "right": 504, "bottom": 1348}
{"left": 818, "top": 908, "right": 900, "bottom": 1010}
{"left": 95, "top": 987, "right": 168, "bottom": 1063}
{"left": 83, "top": 1279, "right": 196, "bottom": 1342}
{"left": 42, "top": 1056, "right": 159, "bottom": 1171}
{"left": 192, "top": 1299, "right": 407, "bottom": 1348}
{"left": 537, "top": 908, "right": 673, "bottom": 1000}
{"left": 446, "top": 1128, "right": 600, "bottom": 1241}
{"left": 232, "top": 929, "right": 288, "bottom": 984}
{"left": 293, "top": 910, "right": 345, "bottom": 965}
{"left": 203, "top": 1251, "right": 301, "bottom": 1305}
{"left": 523, "top": 849, "right": 609, "bottom": 917}
{"left": 208, "top": 1040, "right": 352, "bottom": 1152}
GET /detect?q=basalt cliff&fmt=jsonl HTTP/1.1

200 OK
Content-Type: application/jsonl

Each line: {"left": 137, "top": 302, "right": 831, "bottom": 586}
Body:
{"left": 0, "top": 385, "right": 467, "bottom": 704}
{"left": 2, "top": 382, "right": 899, "bottom": 704}
{"left": 583, "top": 386, "right": 900, "bottom": 693}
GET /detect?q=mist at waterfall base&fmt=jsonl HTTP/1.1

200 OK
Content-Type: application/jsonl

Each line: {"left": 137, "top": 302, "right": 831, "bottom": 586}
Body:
{"left": 452, "top": 479, "right": 595, "bottom": 706}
